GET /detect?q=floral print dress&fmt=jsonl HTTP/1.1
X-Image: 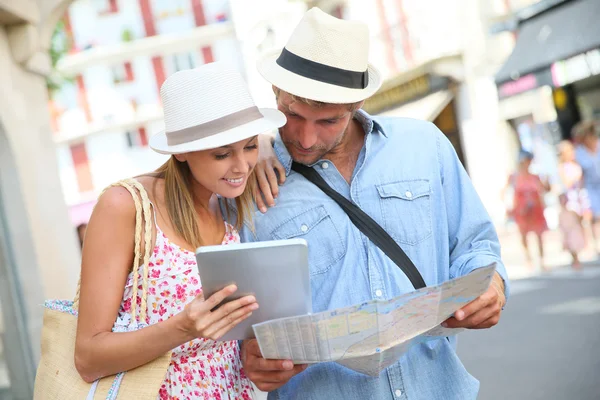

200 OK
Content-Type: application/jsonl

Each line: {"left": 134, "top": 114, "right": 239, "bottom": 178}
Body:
{"left": 114, "top": 219, "right": 254, "bottom": 400}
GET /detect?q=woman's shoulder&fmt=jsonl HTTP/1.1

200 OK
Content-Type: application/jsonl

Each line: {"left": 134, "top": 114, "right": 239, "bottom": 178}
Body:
{"left": 132, "top": 175, "right": 165, "bottom": 203}
{"left": 96, "top": 185, "right": 137, "bottom": 217}
{"left": 95, "top": 176, "right": 161, "bottom": 217}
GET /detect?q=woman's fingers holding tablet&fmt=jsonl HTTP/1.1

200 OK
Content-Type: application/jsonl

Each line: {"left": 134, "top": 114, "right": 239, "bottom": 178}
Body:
{"left": 183, "top": 285, "right": 258, "bottom": 339}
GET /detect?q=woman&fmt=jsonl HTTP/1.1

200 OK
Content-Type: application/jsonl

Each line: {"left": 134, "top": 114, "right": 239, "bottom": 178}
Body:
{"left": 505, "top": 150, "right": 550, "bottom": 270}
{"left": 557, "top": 140, "right": 588, "bottom": 217}
{"left": 75, "top": 63, "right": 286, "bottom": 399}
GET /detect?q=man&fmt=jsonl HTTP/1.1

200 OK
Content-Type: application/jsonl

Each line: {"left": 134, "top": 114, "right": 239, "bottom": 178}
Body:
{"left": 573, "top": 120, "right": 600, "bottom": 254}
{"left": 240, "top": 8, "right": 509, "bottom": 399}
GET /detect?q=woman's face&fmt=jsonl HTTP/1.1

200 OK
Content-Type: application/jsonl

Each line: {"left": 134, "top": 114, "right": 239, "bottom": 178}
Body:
{"left": 560, "top": 144, "right": 574, "bottom": 162}
{"left": 520, "top": 158, "right": 532, "bottom": 170}
{"left": 175, "top": 136, "right": 259, "bottom": 199}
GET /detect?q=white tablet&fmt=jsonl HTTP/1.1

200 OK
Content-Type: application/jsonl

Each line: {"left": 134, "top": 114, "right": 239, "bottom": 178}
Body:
{"left": 196, "top": 238, "right": 312, "bottom": 341}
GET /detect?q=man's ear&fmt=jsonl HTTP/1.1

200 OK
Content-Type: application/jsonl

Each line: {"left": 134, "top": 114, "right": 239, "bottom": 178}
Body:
{"left": 174, "top": 153, "right": 187, "bottom": 163}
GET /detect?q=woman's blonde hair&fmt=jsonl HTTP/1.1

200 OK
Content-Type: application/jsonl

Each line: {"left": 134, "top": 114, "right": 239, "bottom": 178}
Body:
{"left": 153, "top": 156, "right": 256, "bottom": 249}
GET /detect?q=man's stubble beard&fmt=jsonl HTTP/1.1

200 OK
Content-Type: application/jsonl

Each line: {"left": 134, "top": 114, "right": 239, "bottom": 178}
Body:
{"left": 281, "top": 124, "right": 349, "bottom": 166}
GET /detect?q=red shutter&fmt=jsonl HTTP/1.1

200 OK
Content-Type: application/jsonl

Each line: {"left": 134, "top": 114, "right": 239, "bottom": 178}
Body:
{"left": 70, "top": 143, "right": 94, "bottom": 193}
{"left": 191, "top": 0, "right": 215, "bottom": 63}
{"left": 139, "top": 0, "right": 165, "bottom": 94}
{"left": 109, "top": 0, "right": 118, "bottom": 13}
{"left": 138, "top": 127, "right": 148, "bottom": 146}
{"left": 124, "top": 61, "right": 134, "bottom": 81}
{"left": 76, "top": 75, "right": 92, "bottom": 123}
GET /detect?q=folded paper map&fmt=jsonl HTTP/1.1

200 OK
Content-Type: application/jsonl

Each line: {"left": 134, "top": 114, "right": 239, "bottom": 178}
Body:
{"left": 252, "top": 264, "right": 495, "bottom": 376}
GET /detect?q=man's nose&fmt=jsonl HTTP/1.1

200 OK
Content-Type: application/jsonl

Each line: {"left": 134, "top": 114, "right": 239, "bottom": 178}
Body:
{"left": 297, "top": 123, "right": 318, "bottom": 149}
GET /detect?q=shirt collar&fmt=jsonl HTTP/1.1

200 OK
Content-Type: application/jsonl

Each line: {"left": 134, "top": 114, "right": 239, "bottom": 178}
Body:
{"left": 275, "top": 109, "right": 387, "bottom": 177}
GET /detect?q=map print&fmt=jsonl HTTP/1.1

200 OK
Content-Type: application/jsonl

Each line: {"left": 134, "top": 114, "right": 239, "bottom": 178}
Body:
{"left": 252, "top": 265, "right": 496, "bottom": 376}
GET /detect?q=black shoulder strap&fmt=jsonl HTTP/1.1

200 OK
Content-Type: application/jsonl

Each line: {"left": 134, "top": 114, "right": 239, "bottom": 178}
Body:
{"left": 292, "top": 162, "right": 427, "bottom": 289}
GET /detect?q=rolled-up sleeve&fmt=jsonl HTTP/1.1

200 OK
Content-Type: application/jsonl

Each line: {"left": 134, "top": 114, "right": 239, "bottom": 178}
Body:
{"left": 436, "top": 127, "right": 510, "bottom": 300}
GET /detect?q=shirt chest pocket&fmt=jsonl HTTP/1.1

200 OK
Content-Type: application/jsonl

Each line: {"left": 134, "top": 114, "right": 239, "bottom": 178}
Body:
{"left": 270, "top": 205, "right": 346, "bottom": 276}
{"left": 376, "top": 180, "right": 433, "bottom": 246}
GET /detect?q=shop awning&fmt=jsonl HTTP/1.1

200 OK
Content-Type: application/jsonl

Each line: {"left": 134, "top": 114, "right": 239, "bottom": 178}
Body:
{"left": 495, "top": 0, "right": 600, "bottom": 85}
{"left": 377, "top": 90, "right": 454, "bottom": 122}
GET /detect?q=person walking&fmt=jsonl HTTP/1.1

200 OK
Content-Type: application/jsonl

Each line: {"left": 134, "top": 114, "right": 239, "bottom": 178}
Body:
{"left": 505, "top": 150, "right": 550, "bottom": 270}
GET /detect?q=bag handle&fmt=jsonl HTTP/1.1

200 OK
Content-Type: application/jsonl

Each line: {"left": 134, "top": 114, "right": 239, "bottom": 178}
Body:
{"left": 73, "top": 178, "right": 154, "bottom": 323}
{"left": 291, "top": 162, "right": 427, "bottom": 289}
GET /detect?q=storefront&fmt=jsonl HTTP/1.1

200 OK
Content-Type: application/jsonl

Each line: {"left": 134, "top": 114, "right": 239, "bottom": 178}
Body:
{"left": 363, "top": 55, "right": 467, "bottom": 169}
{"left": 491, "top": 0, "right": 600, "bottom": 199}
{"left": 494, "top": 0, "right": 600, "bottom": 143}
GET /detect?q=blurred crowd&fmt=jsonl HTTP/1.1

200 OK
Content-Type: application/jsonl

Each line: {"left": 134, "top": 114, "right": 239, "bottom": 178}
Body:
{"left": 505, "top": 120, "right": 600, "bottom": 270}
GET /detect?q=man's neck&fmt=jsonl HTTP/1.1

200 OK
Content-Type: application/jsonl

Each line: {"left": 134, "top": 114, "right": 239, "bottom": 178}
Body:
{"left": 324, "top": 118, "right": 365, "bottom": 183}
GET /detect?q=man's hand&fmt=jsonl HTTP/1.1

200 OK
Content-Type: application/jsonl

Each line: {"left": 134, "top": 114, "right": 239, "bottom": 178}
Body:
{"left": 442, "top": 272, "right": 506, "bottom": 329}
{"left": 241, "top": 339, "right": 307, "bottom": 392}
{"left": 255, "top": 134, "right": 286, "bottom": 213}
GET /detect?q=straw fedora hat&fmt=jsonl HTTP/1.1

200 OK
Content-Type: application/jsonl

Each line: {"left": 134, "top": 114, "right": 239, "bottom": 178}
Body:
{"left": 150, "top": 62, "right": 286, "bottom": 154}
{"left": 257, "top": 7, "right": 382, "bottom": 104}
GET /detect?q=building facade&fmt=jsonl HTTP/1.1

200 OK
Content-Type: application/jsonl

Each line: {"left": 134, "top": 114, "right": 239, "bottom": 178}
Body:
{"left": 1, "top": 0, "right": 563, "bottom": 397}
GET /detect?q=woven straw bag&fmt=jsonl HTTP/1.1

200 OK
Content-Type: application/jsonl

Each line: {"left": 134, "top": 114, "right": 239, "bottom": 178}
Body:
{"left": 33, "top": 179, "right": 172, "bottom": 399}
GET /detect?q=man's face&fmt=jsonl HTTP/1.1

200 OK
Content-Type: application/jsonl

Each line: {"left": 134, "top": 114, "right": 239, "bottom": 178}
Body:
{"left": 276, "top": 91, "right": 355, "bottom": 165}
{"left": 583, "top": 133, "right": 598, "bottom": 150}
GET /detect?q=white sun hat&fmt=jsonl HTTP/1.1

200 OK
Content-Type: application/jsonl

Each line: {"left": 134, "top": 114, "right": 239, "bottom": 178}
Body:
{"left": 149, "top": 62, "right": 286, "bottom": 154}
{"left": 257, "top": 7, "right": 382, "bottom": 104}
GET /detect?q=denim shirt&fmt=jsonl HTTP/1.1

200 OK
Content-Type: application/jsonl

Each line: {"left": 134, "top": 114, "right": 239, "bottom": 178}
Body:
{"left": 240, "top": 111, "right": 509, "bottom": 400}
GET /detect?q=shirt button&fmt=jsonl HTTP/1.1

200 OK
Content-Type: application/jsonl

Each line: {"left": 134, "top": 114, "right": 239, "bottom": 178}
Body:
{"left": 375, "top": 289, "right": 383, "bottom": 297}
{"left": 321, "top": 162, "right": 329, "bottom": 169}
{"left": 405, "top": 191, "right": 412, "bottom": 198}
{"left": 300, "top": 224, "right": 309, "bottom": 233}
{"left": 395, "top": 389, "right": 402, "bottom": 397}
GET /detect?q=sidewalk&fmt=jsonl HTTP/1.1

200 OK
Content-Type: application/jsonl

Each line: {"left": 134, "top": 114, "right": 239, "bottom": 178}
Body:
{"left": 497, "top": 222, "right": 597, "bottom": 281}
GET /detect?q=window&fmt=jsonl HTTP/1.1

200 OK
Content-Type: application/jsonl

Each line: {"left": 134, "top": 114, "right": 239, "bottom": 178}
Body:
{"left": 125, "top": 127, "right": 149, "bottom": 148}
{"left": 111, "top": 62, "right": 135, "bottom": 84}
{"left": 95, "top": 0, "right": 119, "bottom": 15}
{"left": 172, "top": 52, "right": 196, "bottom": 72}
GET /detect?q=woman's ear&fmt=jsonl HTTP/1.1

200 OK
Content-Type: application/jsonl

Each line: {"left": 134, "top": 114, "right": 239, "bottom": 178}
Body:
{"left": 174, "top": 153, "right": 187, "bottom": 163}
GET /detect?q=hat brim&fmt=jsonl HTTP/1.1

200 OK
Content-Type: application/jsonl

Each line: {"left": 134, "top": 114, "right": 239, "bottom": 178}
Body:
{"left": 149, "top": 108, "right": 286, "bottom": 155}
{"left": 257, "top": 48, "right": 382, "bottom": 104}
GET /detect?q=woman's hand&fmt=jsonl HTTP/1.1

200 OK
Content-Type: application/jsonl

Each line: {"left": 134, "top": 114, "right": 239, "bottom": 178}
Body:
{"left": 255, "top": 134, "right": 286, "bottom": 213}
{"left": 182, "top": 285, "right": 258, "bottom": 340}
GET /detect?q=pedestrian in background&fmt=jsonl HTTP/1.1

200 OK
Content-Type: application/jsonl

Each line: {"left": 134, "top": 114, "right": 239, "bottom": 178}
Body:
{"left": 505, "top": 150, "right": 550, "bottom": 270}
{"left": 558, "top": 193, "right": 585, "bottom": 269}
{"left": 76, "top": 223, "right": 87, "bottom": 249}
{"left": 573, "top": 120, "right": 600, "bottom": 256}
{"left": 557, "top": 140, "right": 588, "bottom": 217}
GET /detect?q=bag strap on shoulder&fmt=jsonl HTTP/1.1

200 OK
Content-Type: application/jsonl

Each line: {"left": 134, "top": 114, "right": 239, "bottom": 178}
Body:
{"left": 291, "top": 162, "right": 427, "bottom": 289}
{"left": 73, "top": 178, "right": 154, "bottom": 323}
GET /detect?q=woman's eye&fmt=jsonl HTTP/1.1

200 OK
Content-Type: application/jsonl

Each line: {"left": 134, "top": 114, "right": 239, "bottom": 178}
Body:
{"left": 215, "top": 153, "right": 229, "bottom": 160}
{"left": 245, "top": 144, "right": 258, "bottom": 151}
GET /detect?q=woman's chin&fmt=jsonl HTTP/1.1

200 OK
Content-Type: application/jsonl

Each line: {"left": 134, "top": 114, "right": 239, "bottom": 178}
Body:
{"left": 216, "top": 185, "right": 246, "bottom": 199}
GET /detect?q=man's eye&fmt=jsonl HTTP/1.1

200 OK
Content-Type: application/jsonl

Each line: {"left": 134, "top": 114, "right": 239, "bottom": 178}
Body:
{"left": 323, "top": 119, "right": 337, "bottom": 124}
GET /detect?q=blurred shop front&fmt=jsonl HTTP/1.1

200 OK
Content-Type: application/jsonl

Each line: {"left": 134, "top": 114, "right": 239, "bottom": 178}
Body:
{"left": 363, "top": 55, "right": 468, "bottom": 171}
{"left": 493, "top": 0, "right": 600, "bottom": 142}
{"left": 492, "top": 0, "right": 600, "bottom": 186}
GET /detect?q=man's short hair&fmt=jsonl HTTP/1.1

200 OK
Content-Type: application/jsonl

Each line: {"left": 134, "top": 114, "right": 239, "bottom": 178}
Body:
{"left": 273, "top": 86, "right": 363, "bottom": 112}
{"left": 572, "top": 120, "right": 598, "bottom": 142}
